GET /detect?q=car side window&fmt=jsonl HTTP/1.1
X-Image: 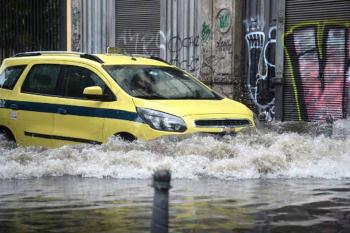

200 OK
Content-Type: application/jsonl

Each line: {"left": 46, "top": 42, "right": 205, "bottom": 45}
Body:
{"left": 0, "top": 65, "right": 26, "bottom": 90}
{"left": 61, "top": 66, "right": 109, "bottom": 99}
{"left": 22, "top": 65, "right": 61, "bottom": 95}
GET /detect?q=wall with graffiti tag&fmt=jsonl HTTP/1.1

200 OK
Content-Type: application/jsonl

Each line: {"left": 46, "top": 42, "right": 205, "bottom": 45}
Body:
{"left": 243, "top": 0, "right": 350, "bottom": 122}
{"left": 160, "top": 0, "right": 243, "bottom": 99}
{"left": 284, "top": 22, "right": 350, "bottom": 122}
{"left": 244, "top": 17, "right": 277, "bottom": 121}
{"left": 72, "top": 0, "right": 350, "bottom": 123}
{"left": 242, "top": 0, "right": 282, "bottom": 121}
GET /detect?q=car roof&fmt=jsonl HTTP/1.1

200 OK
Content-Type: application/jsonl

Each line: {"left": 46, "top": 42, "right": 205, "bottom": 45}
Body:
{"left": 95, "top": 54, "right": 171, "bottom": 66}
{"left": 2, "top": 52, "right": 171, "bottom": 67}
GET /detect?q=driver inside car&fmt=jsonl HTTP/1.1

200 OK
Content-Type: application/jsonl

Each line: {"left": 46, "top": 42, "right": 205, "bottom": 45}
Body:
{"left": 129, "top": 72, "right": 156, "bottom": 96}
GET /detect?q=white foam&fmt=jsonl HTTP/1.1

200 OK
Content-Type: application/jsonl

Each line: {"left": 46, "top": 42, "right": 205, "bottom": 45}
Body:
{"left": 1, "top": 119, "right": 350, "bottom": 180}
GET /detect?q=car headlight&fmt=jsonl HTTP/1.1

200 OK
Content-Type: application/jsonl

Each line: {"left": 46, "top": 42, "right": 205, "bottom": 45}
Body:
{"left": 137, "top": 108, "right": 187, "bottom": 132}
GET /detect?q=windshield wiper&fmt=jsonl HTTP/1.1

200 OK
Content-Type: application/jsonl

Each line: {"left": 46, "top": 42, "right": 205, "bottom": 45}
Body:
{"left": 170, "top": 96, "right": 203, "bottom": 99}
{"left": 133, "top": 95, "right": 169, "bottom": 100}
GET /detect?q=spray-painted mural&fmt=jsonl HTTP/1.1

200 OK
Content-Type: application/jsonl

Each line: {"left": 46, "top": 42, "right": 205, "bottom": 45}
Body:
{"left": 244, "top": 18, "right": 350, "bottom": 122}
{"left": 284, "top": 22, "right": 350, "bottom": 121}
{"left": 244, "top": 18, "right": 276, "bottom": 121}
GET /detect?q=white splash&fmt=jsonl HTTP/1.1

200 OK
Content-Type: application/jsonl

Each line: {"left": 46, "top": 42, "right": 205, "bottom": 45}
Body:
{"left": 1, "top": 119, "right": 350, "bottom": 180}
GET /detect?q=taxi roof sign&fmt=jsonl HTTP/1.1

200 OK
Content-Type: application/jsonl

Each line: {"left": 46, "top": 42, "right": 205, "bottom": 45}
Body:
{"left": 107, "top": 47, "right": 123, "bottom": 54}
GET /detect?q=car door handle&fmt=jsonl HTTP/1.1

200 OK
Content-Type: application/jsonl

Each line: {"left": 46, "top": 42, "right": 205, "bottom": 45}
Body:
{"left": 57, "top": 108, "right": 67, "bottom": 115}
{"left": 10, "top": 104, "right": 18, "bottom": 110}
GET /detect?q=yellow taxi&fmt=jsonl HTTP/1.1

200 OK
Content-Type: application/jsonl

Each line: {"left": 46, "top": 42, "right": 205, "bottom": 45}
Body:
{"left": 0, "top": 51, "right": 254, "bottom": 147}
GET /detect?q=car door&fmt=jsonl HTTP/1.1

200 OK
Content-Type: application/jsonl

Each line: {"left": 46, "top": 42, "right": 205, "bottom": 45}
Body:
{"left": 52, "top": 64, "right": 115, "bottom": 147}
{"left": 17, "top": 64, "right": 62, "bottom": 147}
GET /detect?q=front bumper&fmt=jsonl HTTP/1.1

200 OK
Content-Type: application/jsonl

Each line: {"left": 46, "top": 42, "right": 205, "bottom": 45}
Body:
{"left": 137, "top": 113, "right": 254, "bottom": 140}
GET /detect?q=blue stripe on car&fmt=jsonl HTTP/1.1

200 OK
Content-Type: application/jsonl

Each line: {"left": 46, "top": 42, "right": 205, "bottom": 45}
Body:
{"left": 2, "top": 100, "right": 143, "bottom": 123}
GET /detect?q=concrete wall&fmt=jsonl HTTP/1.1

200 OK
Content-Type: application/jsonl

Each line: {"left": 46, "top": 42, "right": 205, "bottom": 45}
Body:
{"left": 161, "top": 0, "right": 243, "bottom": 99}
{"left": 71, "top": 0, "right": 115, "bottom": 53}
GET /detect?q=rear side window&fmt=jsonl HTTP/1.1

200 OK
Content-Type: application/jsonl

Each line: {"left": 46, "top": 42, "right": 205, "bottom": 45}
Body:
{"left": 0, "top": 66, "right": 26, "bottom": 90}
{"left": 22, "top": 65, "right": 61, "bottom": 95}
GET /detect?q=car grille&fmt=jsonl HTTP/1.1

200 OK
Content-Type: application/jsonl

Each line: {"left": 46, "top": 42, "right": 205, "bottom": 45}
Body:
{"left": 194, "top": 119, "right": 251, "bottom": 128}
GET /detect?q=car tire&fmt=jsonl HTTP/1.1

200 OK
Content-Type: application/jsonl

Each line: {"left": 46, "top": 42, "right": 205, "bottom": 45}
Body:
{"left": 115, "top": 133, "right": 137, "bottom": 142}
{"left": 0, "top": 127, "right": 16, "bottom": 143}
{"left": 0, "top": 127, "right": 17, "bottom": 149}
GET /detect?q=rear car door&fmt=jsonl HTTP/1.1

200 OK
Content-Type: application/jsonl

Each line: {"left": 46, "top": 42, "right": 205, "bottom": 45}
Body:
{"left": 52, "top": 64, "right": 115, "bottom": 147}
{"left": 17, "top": 64, "right": 62, "bottom": 147}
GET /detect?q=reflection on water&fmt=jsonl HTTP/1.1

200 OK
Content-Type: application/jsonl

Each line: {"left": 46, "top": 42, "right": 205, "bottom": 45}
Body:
{"left": 0, "top": 177, "right": 349, "bottom": 232}
{"left": 1, "top": 119, "right": 350, "bottom": 232}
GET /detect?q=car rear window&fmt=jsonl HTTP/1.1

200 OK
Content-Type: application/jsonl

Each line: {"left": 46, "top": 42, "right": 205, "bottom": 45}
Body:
{"left": 0, "top": 65, "right": 26, "bottom": 90}
{"left": 22, "top": 64, "right": 61, "bottom": 96}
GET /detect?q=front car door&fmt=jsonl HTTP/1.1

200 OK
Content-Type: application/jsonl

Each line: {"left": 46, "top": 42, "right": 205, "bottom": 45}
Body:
{"left": 52, "top": 64, "right": 115, "bottom": 147}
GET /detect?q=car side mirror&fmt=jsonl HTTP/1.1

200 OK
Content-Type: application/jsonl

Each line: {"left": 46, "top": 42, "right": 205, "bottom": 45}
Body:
{"left": 83, "top": 86, "right": 104, "bottom": 100}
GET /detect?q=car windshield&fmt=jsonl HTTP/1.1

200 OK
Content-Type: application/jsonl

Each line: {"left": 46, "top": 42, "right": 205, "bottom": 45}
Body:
{"left": 103, "top": 66, "right": 221, "bottom": 100}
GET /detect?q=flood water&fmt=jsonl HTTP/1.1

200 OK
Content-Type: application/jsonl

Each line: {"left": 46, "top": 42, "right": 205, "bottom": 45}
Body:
{"left": 1, "top": 120, "right": 350, "bottom": 232}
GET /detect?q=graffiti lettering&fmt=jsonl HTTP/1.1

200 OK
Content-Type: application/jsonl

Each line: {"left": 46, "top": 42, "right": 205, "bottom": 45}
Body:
{"left": 285, "top": 22, "right": 350, "bottom": 121}
{"left": 168, "top": 36, "right": 200, "bottom": 53}
{"left": 217, "top": 8, "right": 231, "bottom": 33}
{"left": 245, "top": 18, "right": 276, "bottom": 121}
{"left": 116, "top": 29, "right": 166, "bottom": 56}
{"left": 169, "top": 19, "right": 232, "bottom": 79}
{"left": 113, "top": 15, "right": 234, "bottom": 93}
{"left": 216, "top": 37, "right": 232, "bottom": 53}
{"left": 202, "top": 55, "right": 227, "bottom": 73}
{"left": 201, "top": 22, "right": 211, "bottom": 43}
{"left": 170, "top": 56, "right": 200, "bottom": 72}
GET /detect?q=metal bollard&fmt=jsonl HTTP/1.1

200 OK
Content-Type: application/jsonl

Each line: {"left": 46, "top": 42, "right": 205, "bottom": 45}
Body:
{"left": 151, "top": 170, "right": 171, "bottom": 233}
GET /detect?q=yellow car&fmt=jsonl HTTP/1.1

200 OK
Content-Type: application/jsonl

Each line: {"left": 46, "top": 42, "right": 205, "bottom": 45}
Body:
{"left": 0, "top": 51, "right": 254, "bottom": 148}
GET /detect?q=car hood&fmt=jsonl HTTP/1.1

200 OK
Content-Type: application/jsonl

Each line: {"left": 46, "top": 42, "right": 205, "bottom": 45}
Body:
{"left": 132, "top": 98, "right": 253, "bottom": 117}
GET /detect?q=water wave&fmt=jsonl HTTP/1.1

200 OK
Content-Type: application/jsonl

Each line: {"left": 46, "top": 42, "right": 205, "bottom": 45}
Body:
{"left": 1, "top": 119, "right": 350, "bottom": 179}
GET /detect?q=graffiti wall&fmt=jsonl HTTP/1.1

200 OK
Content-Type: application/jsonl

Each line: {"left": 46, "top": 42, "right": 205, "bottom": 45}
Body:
{"left": 284, "top": 22, "right": 350, "bottom": 121}
{"left": 73, "top": 0, "right": 350, "bottom": 122}
{"left": 112, "top": 0, "right": 243, "bottom": 99}
{"left": 244, "top": 18, "right": 277, "bottom": 121}
{"left": 141, "top": 0, "right": 241, "bottom": 98}
{"left": 242, "top": 0, "right": 284, "bottom": 122}
{"left": 243, "top": 0, "right": 350, "bottom": 122}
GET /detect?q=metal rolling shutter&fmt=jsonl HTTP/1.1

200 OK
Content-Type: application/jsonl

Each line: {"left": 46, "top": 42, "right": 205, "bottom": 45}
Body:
{"left": 115, "top": 0, "right": 160, "bottom": 56}
{"left": 283, "top": 0, "right": 350, "bottom": 121}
